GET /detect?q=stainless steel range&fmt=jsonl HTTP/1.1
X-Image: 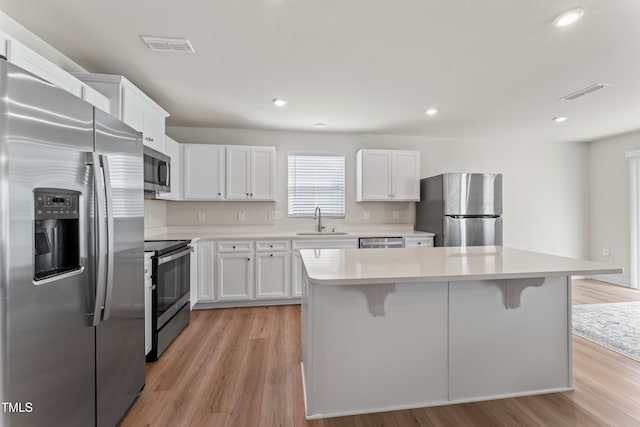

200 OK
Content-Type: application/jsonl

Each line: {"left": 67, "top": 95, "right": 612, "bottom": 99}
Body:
{"left": 144, "top": 240, "right": 193, "bottom": 360}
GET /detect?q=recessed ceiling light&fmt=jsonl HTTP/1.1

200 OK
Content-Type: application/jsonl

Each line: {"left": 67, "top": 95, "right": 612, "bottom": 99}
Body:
{"left": 272, "top": 98, "right": 287, "bottom": 107}
{"left": 425, "top": 108, "right": 439, "bottom": 116}
{"left": 553, "top": 8, "right": 585, "bottom": 27}
{"left": 552, "top": 116, "right": 568, "bottom": 123}
{"left": 314, "top": 123, "right": 326, "bottom": 129}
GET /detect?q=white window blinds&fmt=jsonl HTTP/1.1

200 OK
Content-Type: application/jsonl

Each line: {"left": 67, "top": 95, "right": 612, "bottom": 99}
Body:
{"left": 288, "top": 154, "right": 345, "bottom": 218}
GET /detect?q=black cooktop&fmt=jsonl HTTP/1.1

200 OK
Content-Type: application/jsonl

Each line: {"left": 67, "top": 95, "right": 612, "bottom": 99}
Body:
{"left": 144, "top": 240, "right": 191, "bottom": 256}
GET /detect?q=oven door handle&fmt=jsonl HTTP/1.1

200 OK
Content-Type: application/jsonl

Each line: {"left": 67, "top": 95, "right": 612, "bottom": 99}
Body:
{"left": 158, "top": 247, "right": 193, "bottom": 265}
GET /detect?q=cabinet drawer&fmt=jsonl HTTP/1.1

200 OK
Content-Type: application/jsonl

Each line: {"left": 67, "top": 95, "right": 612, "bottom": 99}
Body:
{"left": 404, "top": 237, "right": 434, "bottom": 247}
{"left": 217, "top": 240, "right": 254, "bottom": 252}
{"left": 255, "top": 240, "right": 290, "bottom": 252}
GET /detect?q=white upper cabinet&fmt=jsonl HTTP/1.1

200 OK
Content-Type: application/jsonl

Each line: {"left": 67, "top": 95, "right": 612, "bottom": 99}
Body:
{"left": 6, "top": 37, "right": 83, "bottom": 97}
{"left": 73, "top": 73, "right": 169, "bottom": 151}
{"left": 226, "top": 146, "right": 275, "bottom": 201}
{"left": 391, "top": 150, "right": 421, "bottom": 200}
{"left": 182, "top": 144, "right": 225, "bottom": 200}
{"left": 1, "top": 32, "right": 110, "bottom": 112}
{"left": 158, "top": 135, "right": 183, "bottom": 200}
{"left": 356, "top": 149, "right": 420, "bottom": 201}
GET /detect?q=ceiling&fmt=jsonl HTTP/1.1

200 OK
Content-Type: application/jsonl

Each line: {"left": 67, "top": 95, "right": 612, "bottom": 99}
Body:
{"left": 1, "top": 0, "right": 639, "bottom": 143}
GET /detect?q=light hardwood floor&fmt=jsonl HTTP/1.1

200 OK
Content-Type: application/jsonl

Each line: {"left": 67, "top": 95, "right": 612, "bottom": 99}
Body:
{"left": 122, "top": 279, "right": 640, "bottom": 427}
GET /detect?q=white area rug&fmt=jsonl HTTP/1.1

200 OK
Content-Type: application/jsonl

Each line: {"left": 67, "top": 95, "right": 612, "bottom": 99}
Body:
{"left": 572, "top": 302, "right": 640, "bottom": 362}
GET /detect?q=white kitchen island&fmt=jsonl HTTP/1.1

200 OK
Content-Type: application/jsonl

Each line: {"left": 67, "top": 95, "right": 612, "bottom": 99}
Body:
{"left": 299, "top": 246, "right": 622, "bottom": 419}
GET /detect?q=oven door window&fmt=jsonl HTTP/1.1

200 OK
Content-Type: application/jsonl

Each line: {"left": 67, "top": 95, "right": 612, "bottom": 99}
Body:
{"left": 156, "top": 252, "right": 190, "bottom": 318}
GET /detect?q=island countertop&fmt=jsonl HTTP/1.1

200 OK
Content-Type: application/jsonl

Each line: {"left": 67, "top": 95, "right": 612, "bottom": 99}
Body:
{"left": 299, "top": 246, "right": 623, "bottom": 285}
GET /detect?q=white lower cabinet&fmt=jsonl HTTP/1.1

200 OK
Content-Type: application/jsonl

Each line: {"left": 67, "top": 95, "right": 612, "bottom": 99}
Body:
{"left": 256, "top": 252, "right": 291, "bottom": 299}
{"left": 196, "top": 241, "right": 216, "bottom": 302}
{"left": 404, "top": 236, "right": 434, "bottom": 247}
{"left": 292, "top": 252, "right": 303, "bottom": 297}
{"left": 217, "top": 253, "right": 254, "bottom": 301}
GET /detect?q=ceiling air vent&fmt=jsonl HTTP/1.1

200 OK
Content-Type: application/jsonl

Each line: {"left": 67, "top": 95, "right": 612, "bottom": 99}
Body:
{"left": 560, "top": 83, "right": 610, "bottom": 101}
{"left": 141, "top": 36, "right": 195, "bottom": 53}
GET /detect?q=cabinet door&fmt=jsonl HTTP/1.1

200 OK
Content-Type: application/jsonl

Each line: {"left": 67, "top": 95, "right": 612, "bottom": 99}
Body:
{"left": 217, "top": 253, "right": 253, "bottom": 301}
{"left": 158, "top": 136, "right": 182, "bottom": 200}
{"left": 226, "top": 146, "right": 251, "bottom": 200}
{"left": 143, "top": 107, "right": 166, "bottom": 152}
{"left": 251, "top": 147, "right": 276, "bottom": 201}
{"left": 190, "top": 239, "right": 200, "bottom": 308}
{"left": 292, "top": 251, "right": 303, "bottom": 297}
{"left": 391, "top": 151, "right": 420, "bottom": 201}
{"left": 196, "top": 241, "right": 215, "bottom": 302}
{"left": 183, "top": 144, "right": 225, "bottom": 200}
{"left": 358, "top": 150, "right": 391, "bottom": 201}
{"left": 256, "top": 252, "right": 290, "bottom": 299}
{"left": 121, "top": 85, "right": 145, "bottom": 132}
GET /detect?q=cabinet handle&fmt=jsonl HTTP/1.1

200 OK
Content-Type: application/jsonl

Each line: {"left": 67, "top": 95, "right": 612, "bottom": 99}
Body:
{"left": 270, "top": 254, "right": 273, "bottom": 257}
{"left": 246, "top": 193, "right": 249, "bottom": 196}
{"left": 418, "top": 242, "right": 422, "bottom": 245}
{"left": 232, "top": 245, "right": 236, "bottom": 249}
{"left": 269, "top": 245, "right": 273, "bottom": 248}
{"left": 247, "top": 258, "right": 250, "bottom": 261}
{"left": 218, "top": 192, "right": 221, "bottom": 196}
{"left": 250, "top": 193, "right": 253, "bottom": 196}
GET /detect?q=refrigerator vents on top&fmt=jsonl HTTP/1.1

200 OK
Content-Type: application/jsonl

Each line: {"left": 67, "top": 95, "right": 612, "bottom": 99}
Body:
{"left": 414, "top": 173, "right": 503, "bottom": 247}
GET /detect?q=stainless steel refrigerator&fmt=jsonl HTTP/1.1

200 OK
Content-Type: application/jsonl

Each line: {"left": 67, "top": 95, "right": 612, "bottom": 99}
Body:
{"left": 0, "top": 59, "right": 145, "bottom": 427}
{"left": 414, "top": 173, "right": 503, "bottom": 246}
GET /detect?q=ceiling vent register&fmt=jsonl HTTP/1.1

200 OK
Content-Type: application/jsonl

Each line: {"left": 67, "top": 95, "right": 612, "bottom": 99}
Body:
{"left": 141, "top": 36, "right": 195, "bottom": 53}
{"left": 560, "top": 83, "right": 610, "bottom": 101}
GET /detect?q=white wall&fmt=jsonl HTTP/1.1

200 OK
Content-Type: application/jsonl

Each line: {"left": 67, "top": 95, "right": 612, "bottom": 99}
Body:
{"left": 168, "top": 126, "right": 590, "bottom": 258}
{"left": 589, "top": 129, "right": 640, "bottom": 285}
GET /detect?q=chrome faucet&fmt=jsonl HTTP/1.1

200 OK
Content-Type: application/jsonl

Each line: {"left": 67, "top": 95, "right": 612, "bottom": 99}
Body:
{"left": 314, "top": 206, "right": 325, "bottom": 232}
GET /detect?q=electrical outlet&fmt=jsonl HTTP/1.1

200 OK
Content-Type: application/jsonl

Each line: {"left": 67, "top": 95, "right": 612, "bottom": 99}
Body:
{"left": 197, "top": 211, "right": 206, "bottom": 222}
{"left": 238, "top": 211, "right": 246, "bottom": 221}
{"left": 268, "top": 210, "right": 284, "bottom": 220}
{"left": 363, "top": 211, "right": 370, "bottom": 220}
{"left": 602, "top": 248, "right": 611, "bottom": 257}
{"left": 393, "top": 210, "right": 400, "bottom": 220}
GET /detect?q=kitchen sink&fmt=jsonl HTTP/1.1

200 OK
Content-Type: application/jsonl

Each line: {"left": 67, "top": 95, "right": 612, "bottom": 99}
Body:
{"left": 296, "top": 231, "right": 349, "bottom": 235}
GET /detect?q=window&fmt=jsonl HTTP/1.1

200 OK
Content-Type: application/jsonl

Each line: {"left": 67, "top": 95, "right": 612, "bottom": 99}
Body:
{"left": 288, "top": 154, "right": 345, "bottom": 218}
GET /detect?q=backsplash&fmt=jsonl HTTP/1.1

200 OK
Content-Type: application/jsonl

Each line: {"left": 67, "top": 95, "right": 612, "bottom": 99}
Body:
{"left": 164, "top": 200, "right": 415, "bottom": 227}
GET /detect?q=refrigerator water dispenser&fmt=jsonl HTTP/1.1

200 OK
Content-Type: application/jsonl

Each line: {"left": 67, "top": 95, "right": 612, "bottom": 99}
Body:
{"left": 33, "top": 188, "right": 81, "bottom": 281}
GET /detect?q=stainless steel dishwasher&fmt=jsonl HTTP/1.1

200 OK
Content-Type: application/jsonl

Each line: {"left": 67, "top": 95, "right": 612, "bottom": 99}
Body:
{"left": 358, "top": 237, "right": 405, "bottom": 248}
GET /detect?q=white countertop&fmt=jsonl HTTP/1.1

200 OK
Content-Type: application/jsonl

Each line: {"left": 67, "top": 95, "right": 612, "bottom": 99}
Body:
{"left": 144, "top": 225, "right": 434, "bottom": 241}
{"left": 299, "top": 246, "right": 623, "bottom": 285}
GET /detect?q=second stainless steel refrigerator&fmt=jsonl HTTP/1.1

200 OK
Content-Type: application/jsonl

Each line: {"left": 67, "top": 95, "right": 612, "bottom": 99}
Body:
{"left": 0, "top": 59, "right": 144, "bottom": 427}
{"left": 415, "top": 173, "right": 503, "bottom": 246}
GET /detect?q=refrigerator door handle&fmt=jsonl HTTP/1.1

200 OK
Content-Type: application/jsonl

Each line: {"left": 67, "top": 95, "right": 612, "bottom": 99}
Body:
{"left": 91, "top": 152, "right": 108, "bottom": 326}
{"left": 101, "top": 154, "right": 115, "bottom": 321}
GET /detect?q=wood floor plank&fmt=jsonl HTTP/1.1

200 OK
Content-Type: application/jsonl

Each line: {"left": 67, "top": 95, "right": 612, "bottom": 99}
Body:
{"left": 123, "top": 280, "right": 640, "bottom": 426}
{"left": 224, "top": 337, "right": 269, "bottom": 427}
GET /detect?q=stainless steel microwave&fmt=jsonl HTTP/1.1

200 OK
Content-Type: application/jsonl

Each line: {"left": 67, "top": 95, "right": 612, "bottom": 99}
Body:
{"left": 143, "top": 146, "right": 171, "bottom": 194}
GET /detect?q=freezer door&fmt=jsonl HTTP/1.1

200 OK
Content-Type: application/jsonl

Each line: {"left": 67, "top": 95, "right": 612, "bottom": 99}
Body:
{"left": 93, "top": 109, "right": 145, "bottom": 427}
{"left": 443, "top": 217, "right": 503, "bottom": 247}
{"left": 0, "top": 60, "right": 96, "bottom": 427}
{"left": 443, "top": 173, "right": 502, "bottom": 216}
